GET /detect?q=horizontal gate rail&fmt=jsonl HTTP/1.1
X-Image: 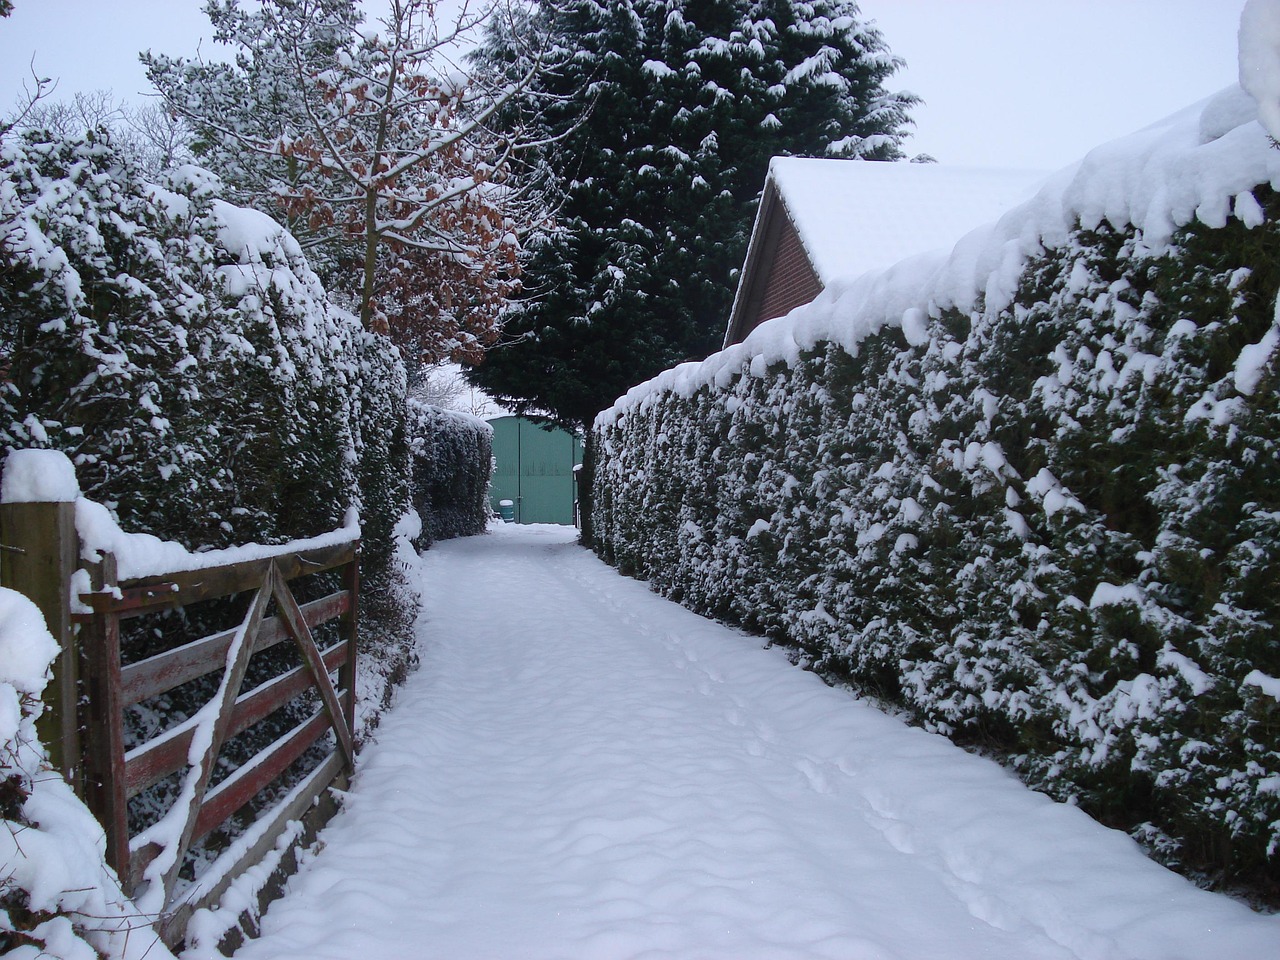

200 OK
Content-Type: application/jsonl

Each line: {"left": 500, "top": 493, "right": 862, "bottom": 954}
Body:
{"left": 159, "top": 749, "right": 347, "bottom": 946}
{"left": 82, "top": 541, "right": 359, "bottom": 618}
{"left": 123, "top": 640, "right": 349, "bottom": 799}
{"left": 118, "top": 593, "right": 351, "bottom": 708}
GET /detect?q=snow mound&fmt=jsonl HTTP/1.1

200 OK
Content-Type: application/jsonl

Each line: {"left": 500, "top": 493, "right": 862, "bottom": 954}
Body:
{"left": 0, "top": 449, "right": 80, "bottom": 504}
{"left": 0, "top": 587, "right": 175, "bottom": 960}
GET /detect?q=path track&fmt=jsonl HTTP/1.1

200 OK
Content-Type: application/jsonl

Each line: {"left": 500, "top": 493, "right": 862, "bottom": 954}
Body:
{"left": 235, "top": 525, "right": 1280, "bottom": 960}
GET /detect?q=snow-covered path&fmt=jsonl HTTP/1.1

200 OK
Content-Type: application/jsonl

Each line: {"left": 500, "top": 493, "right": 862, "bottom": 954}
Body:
{"left": 235, "top": 524, "right": 1280, "bottom": 960}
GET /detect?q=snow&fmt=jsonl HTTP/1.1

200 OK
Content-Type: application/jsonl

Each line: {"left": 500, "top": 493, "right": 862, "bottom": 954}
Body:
{"left": 182, "top": 812, "right": 307, "bottom": 958}
{"left": 432, "top": 404, "right": 493, "bottom": 434}
{"left": 1234, "top": 295, "right": 1280, "bottom": 394}
{"left": 1243, "top": 669, "right": 1280, "bottom": 702}
{"left": 236, "top": 526, "right": 1280, "bottom": 960}
{"left": 1026, "top": 468, "right": 1086, "bottom": 519}
{"left": 1240, "top": 0, "right": 1280, "bottom": 141}
{"left": 1088, "top": 581, "right": 1144, "bottom": 610}
{"left": 1, "top": 448, "right": 81, "bottom": 503}
{"left": 0, "top": 586, "right": 176, "bottom": 960}
{"left": 209, "top": 197, "right": 322, "bottom": 304}
{"left": 0, "top": 589, "right": 58, "bottom": 702}
{"left": 74, "top": 497, "right": 360, "bottom": 583}
{"left": 598, "top": 81, "right": 1280, "bottom": 431}
{"left": 1158, "top": 645, "right": 1214, "bottom": 697}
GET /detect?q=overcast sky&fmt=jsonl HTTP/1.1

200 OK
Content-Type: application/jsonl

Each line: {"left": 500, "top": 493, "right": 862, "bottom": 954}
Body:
{"left": 0, "top": 0, "right": 1249, "bottom": 172}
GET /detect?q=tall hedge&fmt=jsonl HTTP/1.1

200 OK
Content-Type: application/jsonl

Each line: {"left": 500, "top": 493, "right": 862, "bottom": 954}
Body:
{"left": 406, "top": 401, "right": 493, "bottom": 547}
{"left": 591, "top": 187, "right": 1280, "bottom": 893}
{"left": 0, "top": 130, "right": 414, "bottom": 704}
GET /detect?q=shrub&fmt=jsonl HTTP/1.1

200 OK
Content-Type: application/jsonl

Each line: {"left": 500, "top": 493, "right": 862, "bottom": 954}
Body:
{"left": 406, "top": 401, "right": 493, "bottom": 548}
{"left": 0, "top": 129, "right": 412, "bottom": 715}
{"left": 0, "top": 587, "right": 172, "bottom": 959}
{"left": 591, "top": 113, "right": 1280, "bottom": 895}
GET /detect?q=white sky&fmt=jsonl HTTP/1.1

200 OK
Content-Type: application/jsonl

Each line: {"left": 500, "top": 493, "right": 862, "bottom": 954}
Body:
{"left": 0, "top": 0, "right": 1249, "bottom": 172}
{"left": 870, "top": 0, "right": 1247, "bottom": 169}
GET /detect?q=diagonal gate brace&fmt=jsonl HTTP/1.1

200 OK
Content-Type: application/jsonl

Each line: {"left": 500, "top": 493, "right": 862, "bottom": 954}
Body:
{"left": 270, "top": 562, "right": 356, "bottom": 770}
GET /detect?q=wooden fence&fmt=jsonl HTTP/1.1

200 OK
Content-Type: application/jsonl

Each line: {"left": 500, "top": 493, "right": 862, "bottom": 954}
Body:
{"left": 1, "top": 468, "right": 360, "bottom": 952}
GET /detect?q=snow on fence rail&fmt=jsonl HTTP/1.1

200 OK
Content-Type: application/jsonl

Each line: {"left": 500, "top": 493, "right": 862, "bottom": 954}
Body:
{"left": 1, "top": 449, "right": 361, "bottom": 952}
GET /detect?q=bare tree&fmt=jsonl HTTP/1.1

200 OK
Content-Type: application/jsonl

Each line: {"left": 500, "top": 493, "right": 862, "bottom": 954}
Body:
{"left": 146, "top": 0, "right": 562, "bottom": 366}
{"left": 15, "top": 88, "right": 124, "bottom": 138}
{"left": 1, "top": 57, "right": 57, "bottom": 137}
{"left": 122, "top": 101, "right": 194, "bottom": 174}
{"left": 412, "top": 362, "right": 505, "bottom": 417}
{"left": 5, "top": 87, "right": 194, "bottom": 177}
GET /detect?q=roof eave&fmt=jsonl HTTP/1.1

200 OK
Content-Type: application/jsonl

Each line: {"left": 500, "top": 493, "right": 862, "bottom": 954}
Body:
{"left": 724, "top": 171, "right": 780, "bottom": 349}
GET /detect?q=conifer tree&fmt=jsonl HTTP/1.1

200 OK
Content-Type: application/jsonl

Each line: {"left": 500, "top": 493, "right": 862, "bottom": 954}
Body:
{"left": 468, "top": 0, "right": 919, "bottom": 427}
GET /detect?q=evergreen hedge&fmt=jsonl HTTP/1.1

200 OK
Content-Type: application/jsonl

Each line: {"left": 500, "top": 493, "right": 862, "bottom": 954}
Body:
{"left": 406, "top": 400, "right": 493, "bottom": 547}
{"left": 591, "top": 189, "right": 1280, "bottom": 895}
{"left": 0, "top": 131, "right": 415, "bottom": 711}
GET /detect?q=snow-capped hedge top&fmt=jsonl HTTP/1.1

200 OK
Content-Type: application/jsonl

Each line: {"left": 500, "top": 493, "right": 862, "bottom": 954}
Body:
{"left": 597, "top": 83, "right": 1280, "bottom": 430}
{"left": 0, "top": 132, "right": 373, "bottom": 551}
{"left": 428, "top": 404, "right": 494, "bottom": 435}
{"left": 1241, "top": 0, "right": 1280, "bottom": 141}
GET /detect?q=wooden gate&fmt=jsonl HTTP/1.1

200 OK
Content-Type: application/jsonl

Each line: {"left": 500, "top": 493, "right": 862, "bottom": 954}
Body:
{"left": 74, "top": 539, "right": 360, "bottom": 947}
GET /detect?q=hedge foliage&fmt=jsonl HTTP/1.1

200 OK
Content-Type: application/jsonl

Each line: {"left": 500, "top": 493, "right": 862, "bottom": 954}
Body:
{"left": 0, "top": 130, "right": 416, "bottom": 706}
{"left": 592, "top": 190, "right": 1280, "bottom": 893}
{"left": 407, "top": 400, "right": 493, "bottom": 547}
{"left": 2, "top": 134, "right": 347, "bottom": 545}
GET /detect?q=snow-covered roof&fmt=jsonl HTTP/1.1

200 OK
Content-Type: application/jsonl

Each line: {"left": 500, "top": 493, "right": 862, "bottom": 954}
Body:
{"left": 770, "top": 158, "right": 1048, "bottom": 286}
{"left": 724, "top": 158, "right": 1047, "bottom": 346}
{"left": 604, "top": 82, "right": 1279, "bottom": 430}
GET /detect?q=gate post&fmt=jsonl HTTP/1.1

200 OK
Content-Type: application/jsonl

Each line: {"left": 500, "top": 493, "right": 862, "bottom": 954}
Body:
{"left": 0, "top": 449, "right": 82, "bottom": 785}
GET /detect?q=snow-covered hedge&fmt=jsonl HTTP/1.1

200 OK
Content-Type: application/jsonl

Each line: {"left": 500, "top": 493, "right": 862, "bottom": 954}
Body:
{"left": 0, "top": 133, "right": 356, "bottom": 547}
{"left": 0, "top": 130, "right": 415, "bottom": 685}
{"left": 406, "top": 401, "right": 493, "bottom": 547}
{"left": 591, "top": 87, "right": 1280, "bottom": 892}
{"left": 0, "top": 588, "right": 176, "bottom": 960}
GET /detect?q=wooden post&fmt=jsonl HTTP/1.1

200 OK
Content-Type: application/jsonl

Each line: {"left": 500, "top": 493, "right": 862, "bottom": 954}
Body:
{"left": 81, "top": 552, "right": 131, "bottom": 879}
{"left": 0, "top": 452, "right": 82, "bottom": 785}
{"left": 339, "top": 548, "right": 360, "bottom": 754}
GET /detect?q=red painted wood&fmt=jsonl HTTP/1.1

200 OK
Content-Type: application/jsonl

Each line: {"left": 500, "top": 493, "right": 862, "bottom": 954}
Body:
{"left": 78, "top": 540, "right": 361, "bottom": 930}
{"left": 120, "top": 592, "right": 350, "bottom": 708}
{"left": 156, "top": 579, "right": 273, "bottom": 901}
{"left": 192, "top": 711, "right": 332, "bottom": 842}
{"left": 80, "top": 540, "right": 358, "bottom": 619}
{"left": 81, "top": 555, "right": 131, "bottom": 882}
{"left": 339, "top": 557, "right": 360, "bottom": 748}
{"left": 272, "top": 566, "right": 355, "bottom": 769}
{"left": 124, "top": 641, "right": 350, "bottom": 798}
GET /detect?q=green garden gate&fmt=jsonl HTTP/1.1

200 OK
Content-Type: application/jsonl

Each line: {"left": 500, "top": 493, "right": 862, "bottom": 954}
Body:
{"left": 488, "top": 416, "right": 584, "bottom": 525}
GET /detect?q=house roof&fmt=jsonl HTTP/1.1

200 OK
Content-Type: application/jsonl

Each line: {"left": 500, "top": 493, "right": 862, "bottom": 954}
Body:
{"left": 725, "top": 158, "right": 1047, "bottom": 346}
